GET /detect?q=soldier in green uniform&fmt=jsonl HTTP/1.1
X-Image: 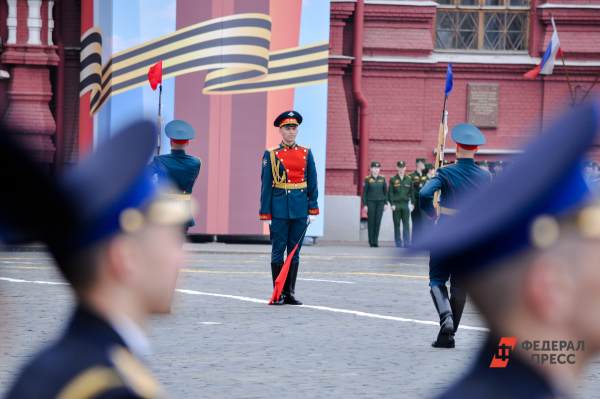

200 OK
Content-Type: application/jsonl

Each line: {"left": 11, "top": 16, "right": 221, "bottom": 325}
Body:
{"left": 425, "top": 163, "right": 435, "bottom": 179}
{"left": 362, "top": 161, "right": 388, "bottom": 247}
{"left": 410, "top": 158, "right": 429, "bottom": 240}
{"left": 388, "top": 161, "right": 412, "bottom": 248}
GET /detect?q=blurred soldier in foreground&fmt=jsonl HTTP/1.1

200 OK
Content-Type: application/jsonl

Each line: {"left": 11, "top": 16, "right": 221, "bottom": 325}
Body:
{"left": 0, "top": 129, "right": 76, "bottom": 341}
{"left": 5, "top": 121, "right": 190, "bottom": 398}
{"left": 150, "top": 119, "right": 201, "bottom": 231}
{"left": 417, "top": 101, "right": 600, "bottom": 399}
{"left": 0, "top": 130, "right": 74, "bottom": 248}
{"left": 363, "top": 161, "right": 388, "bottom": 247}
{"left": 420, "top": 123, "right": 492, "bottom": 348}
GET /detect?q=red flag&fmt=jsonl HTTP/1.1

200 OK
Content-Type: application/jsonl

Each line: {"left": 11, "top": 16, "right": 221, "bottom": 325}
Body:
{"left": 269, "top": 244, "right": 300, "bottom": 304}
{"left": 268, "top": 221, "right": 310, "bottom": 304}
{"left": 523, "top": 65, "right": 541, "bottom": 80}
{"left": 147, "top": 61, "right": 163, "bottom": 91}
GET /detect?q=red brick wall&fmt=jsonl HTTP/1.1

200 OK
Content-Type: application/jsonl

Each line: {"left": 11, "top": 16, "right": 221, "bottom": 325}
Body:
{"left": 327, "top": 1, "right": 600, "bottom": 196}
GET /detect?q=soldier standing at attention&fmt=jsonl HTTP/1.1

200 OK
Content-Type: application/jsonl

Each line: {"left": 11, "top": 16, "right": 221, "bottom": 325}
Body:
{"left": 420, "top": 123, "right": 492, "bottom": 349}
{"left": 259, "top": 111, "right": 319, "bottom": 306}
{"left": 410, "top": 158, "right": 428, "bottom": 239}
{"left": 388, "top": 161, "right": 413, "bottom": 248}
{"left": 150, "top": 119, "right": 201, "bottom": 231}
{"left": 363, "top": 161, "right": 388, "bottom": 248}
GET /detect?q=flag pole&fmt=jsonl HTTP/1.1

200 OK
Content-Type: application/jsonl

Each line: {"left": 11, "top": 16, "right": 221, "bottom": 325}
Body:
{"left": 433, "top": 65, "right": 452, "bottom": 220}
{"left": 560, "top": 53, "right": 576, "bottom": 106}
{"left": 433, "top": 96, "right": 448, "bottom": 219}
{"left": 157, "top": 84, "right": 163, "bottom": 155}
{"left": 550, "top": 15, "right": 575, "bottom": 106}
{"left": 580, "top": 75, "right": 599, "bottom": 103}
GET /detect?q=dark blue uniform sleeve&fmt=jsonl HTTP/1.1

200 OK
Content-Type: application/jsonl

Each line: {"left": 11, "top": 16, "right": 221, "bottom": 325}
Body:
{"left": 259, "top": 150, "right": 273, "bottom": 220}
{"left": 191, "top": 157, "right": 201, "bottom": 185}
{"left": 306, "top": 149, "right": 319, "bottom": 214}
{"left": 419, "top": 174, "right": 443, "bottom": 217}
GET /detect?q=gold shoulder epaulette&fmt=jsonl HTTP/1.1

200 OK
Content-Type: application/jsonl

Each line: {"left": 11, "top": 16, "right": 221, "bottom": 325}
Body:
{"left": 110, "top": 347, "right": 162, "bottom": 398}
{"left": 57, "top": 367, "right": 124, "bottom": 399}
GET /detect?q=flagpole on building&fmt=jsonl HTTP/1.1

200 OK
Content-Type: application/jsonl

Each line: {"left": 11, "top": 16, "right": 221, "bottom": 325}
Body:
{"left": 541, "top": 75, "right": 545, "bottom": 131}
{"left": 580, "top": 75, "right": 599, "bottom": 103}
{"left": 549, "top": 15, "right": 575, "bottom": 106}
{"left": 560, "top": 52, "right": 575, "bottom": 106}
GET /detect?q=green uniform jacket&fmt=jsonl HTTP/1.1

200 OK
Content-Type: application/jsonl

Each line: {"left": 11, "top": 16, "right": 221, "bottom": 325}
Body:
{"left": 409, "top": 171, "right": 429, "bottom": 205}
{"left": 388, "top": 174, "right": 413, "bottom": 205}
{"left": 362, "top": 175, "right": 388, "bottom": 203}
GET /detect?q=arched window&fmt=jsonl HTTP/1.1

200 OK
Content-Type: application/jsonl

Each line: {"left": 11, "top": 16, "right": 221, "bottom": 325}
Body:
{"left": 436, "top": 0, "right": 530, "bottom": 51}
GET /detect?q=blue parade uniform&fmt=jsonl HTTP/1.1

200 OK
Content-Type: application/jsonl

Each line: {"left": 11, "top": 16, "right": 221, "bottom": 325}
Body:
{"left": 260, "top": 110, "right": 319, "bottom": 305}
{"left": 6, "top": 306, "right": 163, "bottom": 399}
{"left": 416, "top": 102, "right": 600, "bottom": 399}
{"left": 4, "top": 121, "right": 190, "bottom": 399}
{"left": 421, "top": 158, "right": 491, "bottom": 287}
{"left": 150, "top": 119, "right": 201, "bottom": 228}
{"left": 419, "top": 123, "right": 491, "bottom": 349}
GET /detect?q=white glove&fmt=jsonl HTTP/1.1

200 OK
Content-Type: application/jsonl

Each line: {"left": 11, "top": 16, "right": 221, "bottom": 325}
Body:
{"left": 308, "top": 215, "right": 317, "bottom": 223}
{"left": 391, "top": 205, "right": 396, "bottom": 211}
{"left": 409, "top": 202, "right": 415, "bottom": 212}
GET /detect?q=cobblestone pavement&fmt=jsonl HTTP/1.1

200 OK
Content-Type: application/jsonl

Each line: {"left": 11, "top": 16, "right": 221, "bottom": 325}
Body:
{"left": 0, "top": 243, "right": 599, "bottom": 398}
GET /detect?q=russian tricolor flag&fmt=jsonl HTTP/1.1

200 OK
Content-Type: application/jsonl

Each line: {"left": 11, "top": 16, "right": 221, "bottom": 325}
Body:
{"left": 524, "top": 18, "right": 563, "bottom": 80}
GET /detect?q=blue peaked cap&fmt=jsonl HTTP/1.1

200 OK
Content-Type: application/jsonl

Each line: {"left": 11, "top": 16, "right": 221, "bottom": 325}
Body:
{"left": 451, "top": 123, "right": 486, "bottom": 146}
{"left": 165, "top": 119, "right": 195, "bottom": 140}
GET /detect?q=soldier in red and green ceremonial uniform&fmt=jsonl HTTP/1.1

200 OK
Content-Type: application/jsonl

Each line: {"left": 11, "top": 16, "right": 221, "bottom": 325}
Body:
{"left": 259, "top": 111, "right": 319, "bottom": 306}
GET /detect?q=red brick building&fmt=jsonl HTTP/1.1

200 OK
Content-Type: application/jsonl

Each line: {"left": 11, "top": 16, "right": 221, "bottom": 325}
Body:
{"left": 327, "top": 0, "right": 600, "bottom": 198}
{"left": 0, "top": 0, "right": 81, "bottom": 168}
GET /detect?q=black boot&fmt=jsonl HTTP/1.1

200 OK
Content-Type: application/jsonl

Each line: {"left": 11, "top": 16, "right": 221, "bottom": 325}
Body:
{"left": 430, "top": 285, "right": 455, "bottom": 348}
{"left": 269, "top": 262, "right": 285, "bottom": 305}
{"left": 450, "top": 286, "right": 467, "bottom": 334}
{"left": 284, "top": 261, "right": 302, "bottom": 305}
{"left": 270, "top": 262, "right": 282, "bottom": 286}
